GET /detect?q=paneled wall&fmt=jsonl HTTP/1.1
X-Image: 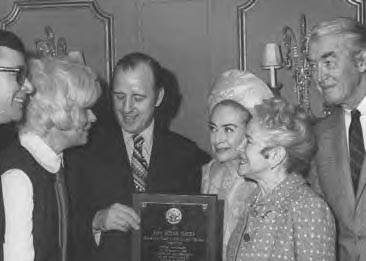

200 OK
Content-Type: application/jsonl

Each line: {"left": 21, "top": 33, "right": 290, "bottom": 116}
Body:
{"left": 0, "top": 0, "right": 361, "bottom": 152}
{"left": 238, "top": 0, "right": 359, "bottom": 117}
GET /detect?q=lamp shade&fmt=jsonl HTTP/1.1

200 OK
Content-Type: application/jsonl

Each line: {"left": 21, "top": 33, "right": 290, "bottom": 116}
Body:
{"left": 68, "top": 51, "right": 86, "bottom": 65}
{"left": 262, "top": 43, "right": 282, "bottom": 69}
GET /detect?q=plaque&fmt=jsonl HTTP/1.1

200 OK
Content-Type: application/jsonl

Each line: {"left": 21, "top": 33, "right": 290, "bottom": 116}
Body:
{"left": 132, "top": 193, "right": 223, "bottom": 261}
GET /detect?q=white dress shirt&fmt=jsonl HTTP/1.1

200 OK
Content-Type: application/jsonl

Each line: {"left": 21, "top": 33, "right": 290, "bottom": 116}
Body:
{"left": 122, "top": 120, "right": 154, "bottom": 165}
{"left": 2, "top": 132, "right": 62, "bottom": 261}
{"left": 344, "top": 97, "right": 366, "bottom": 153}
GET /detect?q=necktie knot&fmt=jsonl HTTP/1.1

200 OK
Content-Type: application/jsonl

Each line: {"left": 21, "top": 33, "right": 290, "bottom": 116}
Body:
{"left": 133, "top": 135, "right": 144, "bottom": 149}
{"left": 352, "top": 109, "right": 361, "bottom": 120}
{"left": 55, "top": 167, "right": 65, "bottom": 184}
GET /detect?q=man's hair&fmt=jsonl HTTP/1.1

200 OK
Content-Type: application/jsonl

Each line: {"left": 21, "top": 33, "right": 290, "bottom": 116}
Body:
{"left": 20, "top": 56, "right": 101, "bottom": 136}
{"left": 0, "top": 29, "right": 25, "bottom": 54}
{"left": 254, "top": 97, "right": 317, "bottom": 176}
{"left": 308, "top": 17, "right": 366, "bottom": 57}
{"left": 210, "top": 99, "right": 252, "bottom": 126}
{"left": 112, "top": 52, "right": 163, "bottom": 91}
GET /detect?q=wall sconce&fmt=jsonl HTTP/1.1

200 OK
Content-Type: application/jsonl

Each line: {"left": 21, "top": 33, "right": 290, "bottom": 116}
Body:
{"left": 282, "top": 14, "right": 312, "bottom": 115}
{"left": 262, "top": 43, "right": 282, "bottom": 92}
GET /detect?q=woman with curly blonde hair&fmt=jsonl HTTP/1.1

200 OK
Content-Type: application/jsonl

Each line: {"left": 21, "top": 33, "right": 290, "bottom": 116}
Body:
{"left": 1, "top": 55, "right": 101, "bottom": 261}
{"left": 227, "top": 97, "right": 336, "bottom": 261}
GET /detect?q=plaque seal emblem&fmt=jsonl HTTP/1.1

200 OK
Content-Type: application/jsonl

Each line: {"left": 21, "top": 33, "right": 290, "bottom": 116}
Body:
{"left": 165, "top": 207, "right": 182, "bottom": 225}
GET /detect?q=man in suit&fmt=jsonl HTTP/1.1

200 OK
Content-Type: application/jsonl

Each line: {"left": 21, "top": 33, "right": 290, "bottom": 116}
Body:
{"left": 0, "top": 29, "right": 34, "bottom": 260}
{"left": 308, "top": 18, "right": 366, "bottom": 261}
{"left": 67, "top": 52, "right": 210, "bottom": 261}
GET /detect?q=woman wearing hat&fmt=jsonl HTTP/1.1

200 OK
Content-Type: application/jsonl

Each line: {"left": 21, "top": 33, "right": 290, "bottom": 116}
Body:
{"left": 201, "top": 69, "right": 273, "bottom": 260}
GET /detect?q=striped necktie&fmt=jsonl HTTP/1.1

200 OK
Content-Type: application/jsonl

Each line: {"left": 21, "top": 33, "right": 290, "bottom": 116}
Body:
{"left": 54, "top": 166, "right": 68, "bottom": 261}
{"left": 349, "top": 109, "right": 365, "bottom": 193}
{"left": 131, "top": 135, "right": 148, "bottom": 192}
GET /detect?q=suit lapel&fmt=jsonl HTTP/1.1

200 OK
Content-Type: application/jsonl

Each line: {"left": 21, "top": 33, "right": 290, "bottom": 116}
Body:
{"left": 109, "top": 128, "right": 133, "bottom": 190}
{"left": 147, "top": 127, "right": 161, "bottom": 187}
{"left": 316, "top": 107, "right": 355, "bottom": 211}
{"left": 147, "top": 127, "right": 177, "bottom": 193}
{"left": 119, "top": 133, "right": 131, "bottom": 167}
{"left": 356, "top": 154, "right": 366, "bottom": 203}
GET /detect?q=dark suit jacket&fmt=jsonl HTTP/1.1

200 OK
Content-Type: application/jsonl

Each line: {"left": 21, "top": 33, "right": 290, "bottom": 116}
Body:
{"left": 309, "top": 106, "right": 366, "bottom": 261}
{"left": 65, "top": 119, "right": 210, "bottom": 261}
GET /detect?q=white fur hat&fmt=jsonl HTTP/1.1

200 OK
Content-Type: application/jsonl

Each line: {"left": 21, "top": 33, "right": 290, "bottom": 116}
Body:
{"left": 208, "top": 69, "right": 274, "bottom": 112}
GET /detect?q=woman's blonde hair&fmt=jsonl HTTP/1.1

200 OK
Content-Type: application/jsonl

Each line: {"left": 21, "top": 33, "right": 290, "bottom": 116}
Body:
{"left": 20, "top": 56, "right": 102, "bottom": 136}
{"left": 255, "top": 97, "right": 317, "bottom": 176}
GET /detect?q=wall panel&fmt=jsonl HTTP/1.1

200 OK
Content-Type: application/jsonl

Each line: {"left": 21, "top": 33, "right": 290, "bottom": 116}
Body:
{"left": 0, "top": 0, "right": 363, "bottom": 151}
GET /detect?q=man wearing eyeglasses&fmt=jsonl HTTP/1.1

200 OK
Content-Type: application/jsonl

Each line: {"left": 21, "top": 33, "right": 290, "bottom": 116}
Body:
{"left": 0, "top": 29, "right": 34, "bottom": 125}
{"left": 0, "top": 29, "right": 34, "bottom": 261}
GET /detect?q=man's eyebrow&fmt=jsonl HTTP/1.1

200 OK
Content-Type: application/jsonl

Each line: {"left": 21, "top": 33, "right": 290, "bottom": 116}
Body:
{"left": 320, "top": 51, "right": 335, "bottom": 60}
{"left": 308, "top": 51, "right": 335, "bottom": 63}
{"left": 222, "top": 123, "right": 238, "bottom": 128}
{"left": 112, "top": 91, "right": 124, "bottom": 94}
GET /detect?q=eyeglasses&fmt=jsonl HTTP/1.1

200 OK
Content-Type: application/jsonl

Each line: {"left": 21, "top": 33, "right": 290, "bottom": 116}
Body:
{"left": 0, "top": 66, "right": 27, "bottom": 86}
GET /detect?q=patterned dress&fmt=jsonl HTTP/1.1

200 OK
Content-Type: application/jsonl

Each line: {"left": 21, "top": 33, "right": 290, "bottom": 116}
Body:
{"left": 201, "top": 160, "right": 257, "bottom": 260}
{"left": 226, "top": 174, "right": 336, "bottom": 261}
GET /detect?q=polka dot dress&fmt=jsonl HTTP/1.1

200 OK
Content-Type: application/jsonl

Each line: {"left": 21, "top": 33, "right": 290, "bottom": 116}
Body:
{"left": 226, "top": 174, "right": 336, "bottom": 261}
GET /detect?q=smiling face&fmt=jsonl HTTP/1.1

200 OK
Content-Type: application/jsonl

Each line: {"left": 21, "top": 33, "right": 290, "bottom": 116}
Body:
{"left": 112, "top": 63, "right": 164, "bottom": 134}
{"left": 0, "top": 46, "right": 34, "bottom": 124}
{"left": 60, "top": 105, "right": 97, "bottom": 149}
{"left": 238, "top": 118, "right": 272, "bottom": 180}
{"left": 209, "top": 102, "right": 249, "bottom": 163}
{"left": 309, "top": 34, "right": 366, "bottom": 108}
{"left": 72, "top": 106, "right": 97, "bottom": 145}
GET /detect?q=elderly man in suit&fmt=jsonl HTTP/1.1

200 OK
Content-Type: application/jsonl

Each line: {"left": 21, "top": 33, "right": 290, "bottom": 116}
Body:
{"left": 308, "top": 17, "right": 366, "bottom": 261}
{"left": 67, "top": 52, "right": 210, "bottom": 261}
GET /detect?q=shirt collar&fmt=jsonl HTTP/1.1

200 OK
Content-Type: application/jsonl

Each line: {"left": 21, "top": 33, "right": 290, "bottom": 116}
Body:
{"left": 343, "top": 96, "right": 366, "bottom": 115}
{"left": 357, "top": 96, "right": 366, "bottom": 115}
{"left": 19, "top": 132, "right": 62, "bottom": 174}
{"left": 122, "top": 120, "right": 154, "bottom": 150}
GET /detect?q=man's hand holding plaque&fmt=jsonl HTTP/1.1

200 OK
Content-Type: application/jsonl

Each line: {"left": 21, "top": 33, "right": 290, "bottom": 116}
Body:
{"left": 93, "top": 203, "right": 141, "bottom": 232}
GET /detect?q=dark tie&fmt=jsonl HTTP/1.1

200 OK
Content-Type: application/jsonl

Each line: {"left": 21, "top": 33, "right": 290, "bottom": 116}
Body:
{"left": 54, "top": 166, "right": 68, "bottom": 261}
{"left": 349, "top": 109, "right": 365, "bottom": 193}
{"left": 131, "top": 135, "right": 148, "bottom": 192}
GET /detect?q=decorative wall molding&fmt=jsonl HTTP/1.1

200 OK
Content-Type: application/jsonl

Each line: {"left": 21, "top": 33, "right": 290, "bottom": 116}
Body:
{"left": 0, "top": 0, "right": 114, "bottom": 83}
{"left": 236, "top": 0, "right": 257, "bottom": 71}
{"left": 236, "top": 0, "right": 366, "bottom": 70}
{"left": 346, "top": 0, "right": 365, "bottom": 24}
